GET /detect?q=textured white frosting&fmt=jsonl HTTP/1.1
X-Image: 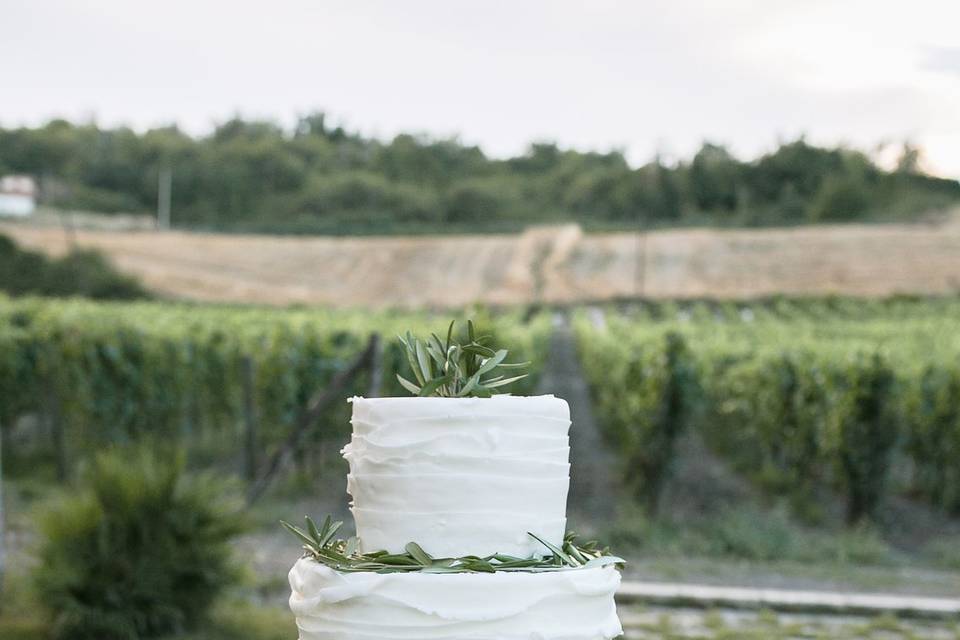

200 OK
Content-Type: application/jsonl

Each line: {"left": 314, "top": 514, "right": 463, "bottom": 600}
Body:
{"left": 343, "top": 395, "right": 571, "bottom": 558}
{"left": 289, "top": 557, "right": 623, "bottom": 640}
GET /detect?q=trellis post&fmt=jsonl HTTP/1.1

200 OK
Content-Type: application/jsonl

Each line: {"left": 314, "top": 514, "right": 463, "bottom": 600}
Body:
{"left": 45, "top": 380, "right": 67, "bottom": 482}
{"left": 240, "top": 355, "right": 258, "bottom": 482}
{"left": 246, "top": 333, "right": 380, "bottom": 504}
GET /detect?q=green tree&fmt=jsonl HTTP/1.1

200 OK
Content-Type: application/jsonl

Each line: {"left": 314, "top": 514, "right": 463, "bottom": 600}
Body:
{"left": 444, "top": 177, "right": 514, "bottom": 223}
{"left": 807, "top": 175, "right": 872, "bottom": 222}
{"left": 689, "top": 142, "right": 741, "bottom": 212}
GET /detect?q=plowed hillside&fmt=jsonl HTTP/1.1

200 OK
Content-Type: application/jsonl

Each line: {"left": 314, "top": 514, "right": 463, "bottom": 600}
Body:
{"left": 4, "top": 215, "right": 960, "bottom": 307}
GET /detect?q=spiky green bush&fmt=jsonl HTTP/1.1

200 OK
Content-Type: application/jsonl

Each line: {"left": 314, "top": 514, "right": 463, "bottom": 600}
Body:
{"left": 32, "top": 448, "right": 246, "bottom": 640}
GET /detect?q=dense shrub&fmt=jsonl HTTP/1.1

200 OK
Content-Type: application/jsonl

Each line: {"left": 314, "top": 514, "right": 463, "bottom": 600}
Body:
{"left": 807, "top": 175, "right": 872, "bottom": 221}
{"left": 0, "top": 234, "right": 147, "bottom": 300}
{"left": 32, "top": 448, "right": 246, "bottom": 640}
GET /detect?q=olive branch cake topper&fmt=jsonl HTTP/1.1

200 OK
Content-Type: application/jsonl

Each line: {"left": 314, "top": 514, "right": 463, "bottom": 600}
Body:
{"left": 396, "top": 320, "right": 529, "bottom": 397}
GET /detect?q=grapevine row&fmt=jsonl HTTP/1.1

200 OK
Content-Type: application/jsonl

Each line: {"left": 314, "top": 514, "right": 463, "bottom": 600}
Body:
{"left": 576, "top": 303, "right": 960, "bottom": 521}
{"left": 0, "top": 298, "right": 551, "bottom": 477}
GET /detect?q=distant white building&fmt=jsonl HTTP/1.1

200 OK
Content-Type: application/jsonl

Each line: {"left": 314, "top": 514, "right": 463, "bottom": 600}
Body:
{"left": 0, "top": 175, "right": 37, "bottom": 217}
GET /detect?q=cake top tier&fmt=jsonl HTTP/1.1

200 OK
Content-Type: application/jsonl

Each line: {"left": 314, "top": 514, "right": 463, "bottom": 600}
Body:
{"left": 344, "top": 395, "right": 571, "bottom": 558}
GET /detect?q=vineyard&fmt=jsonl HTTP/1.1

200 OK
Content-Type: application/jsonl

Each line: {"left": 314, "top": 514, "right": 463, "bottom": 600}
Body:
{"left": 3, "top": 295, "right": 960, "bottom": 640}
{"left": 3, "top": 294, "right": 959, "bottom": 525}
{"left": 576, "top": 297, "right": 960, "bottom": 524}
{"left": 0, "top": 297, "right": 550, "bottom": 484}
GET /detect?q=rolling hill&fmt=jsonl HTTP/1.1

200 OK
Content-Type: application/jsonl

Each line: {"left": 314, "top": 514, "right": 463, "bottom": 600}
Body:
{"left": 3, "top": 213, "right": 959, "bottom": 308}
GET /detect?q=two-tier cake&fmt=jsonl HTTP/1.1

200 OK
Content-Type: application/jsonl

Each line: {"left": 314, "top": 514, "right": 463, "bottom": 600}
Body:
{"left": 287, "top": 394, "right": 622, "bottom": 639}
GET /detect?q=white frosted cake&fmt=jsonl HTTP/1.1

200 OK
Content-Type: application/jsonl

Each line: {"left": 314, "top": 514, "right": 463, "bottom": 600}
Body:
{"left": 288, "top": 395, "right": 622, "bottom": 640}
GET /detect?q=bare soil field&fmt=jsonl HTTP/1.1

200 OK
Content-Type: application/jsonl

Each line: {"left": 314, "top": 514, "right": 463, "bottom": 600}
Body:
{"left": 3, "top": 213, "right": 959, "bottom": 307}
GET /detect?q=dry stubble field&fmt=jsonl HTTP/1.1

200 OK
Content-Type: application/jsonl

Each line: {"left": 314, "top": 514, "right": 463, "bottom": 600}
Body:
{"left": 4, "top": 212, "right": 960, "bottom": 307}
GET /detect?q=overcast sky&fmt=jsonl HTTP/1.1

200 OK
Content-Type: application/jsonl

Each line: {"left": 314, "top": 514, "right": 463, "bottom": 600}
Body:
{"left": 3, "top": 0, "right": 959, "bottom": 176}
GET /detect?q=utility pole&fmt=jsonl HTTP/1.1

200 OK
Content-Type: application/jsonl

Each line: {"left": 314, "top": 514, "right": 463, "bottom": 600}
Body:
{"left": 636, "top": 213, "right": 647, "bottom": 299}
{"left": 157, "top": 167, "right": 172, "bottom": 231}
{"left": 58, "top": 209, "right": 77, "bottom": 251}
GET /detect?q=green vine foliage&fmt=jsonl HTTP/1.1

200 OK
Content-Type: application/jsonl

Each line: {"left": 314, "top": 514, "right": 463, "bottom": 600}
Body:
{"left": 576, "top": 299, "right": 960, "bottom": 523}
{"left": 832, "top": 353, "right": 899, "bottom": 523}
{"left": 579, "top": 329, "right": 699, "bottom": 512}
{"left": 905, "top": 365, "right": 960, "bottom": 512}
{"left": 0, "top": 298, "right": 551, "bottom": 473}
{"left": 709, "top": 351, "right": 830, "bottom": 499}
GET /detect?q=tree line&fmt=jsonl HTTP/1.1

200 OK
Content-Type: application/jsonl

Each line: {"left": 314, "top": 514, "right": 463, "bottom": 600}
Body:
{"left": 1, "top": 115, "right": 958, "bottom": 234}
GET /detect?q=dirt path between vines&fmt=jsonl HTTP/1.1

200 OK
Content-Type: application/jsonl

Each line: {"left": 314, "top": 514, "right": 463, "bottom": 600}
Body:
{"left": 535, "top": 313, "right": 620, "bottom": 530}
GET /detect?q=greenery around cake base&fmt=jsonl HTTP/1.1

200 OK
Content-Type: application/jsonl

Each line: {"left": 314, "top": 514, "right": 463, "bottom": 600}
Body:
{"left": 282, "top": 516, "right": 624, "bottom": 574}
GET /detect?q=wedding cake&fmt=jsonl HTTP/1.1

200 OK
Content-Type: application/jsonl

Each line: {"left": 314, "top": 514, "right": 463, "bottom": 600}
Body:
{"left": 286, "top": 327, "right": 622, "bottom": 640}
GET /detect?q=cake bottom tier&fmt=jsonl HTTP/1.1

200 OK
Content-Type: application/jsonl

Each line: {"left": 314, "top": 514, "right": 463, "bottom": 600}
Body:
{"left": 288, "top": 557, "right": 623, "bottom": 640}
